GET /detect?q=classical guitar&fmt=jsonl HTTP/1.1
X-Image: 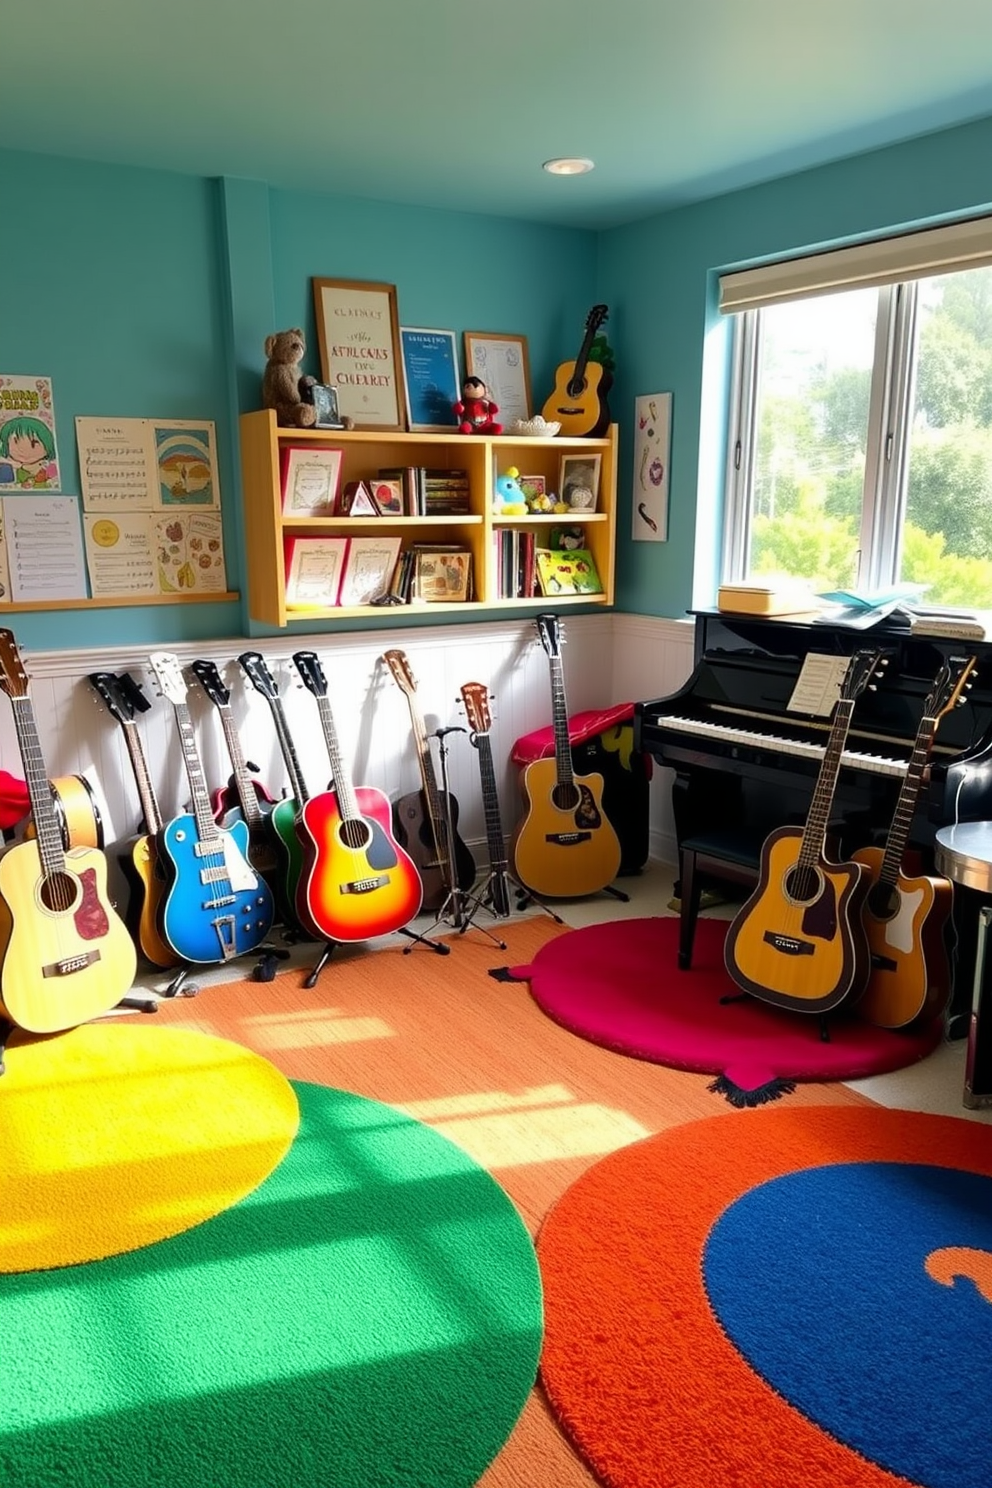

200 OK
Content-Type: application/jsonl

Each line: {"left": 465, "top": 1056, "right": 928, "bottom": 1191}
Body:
{"left": 383, "top": 648, "right": 476, "bottom": 909}
{"left": 512, "top": 614, "right": 622, "bottom": 898}
{"left": 0, "top": 629, "right": 136, "bottom": 1033}
{"left": 237, "top": 650, "right": 321, "bottom": 937}
{"left": 542, "top": 304, "right": 611, "bottom": 437}
{"left": 188, "top": 658, "right": 279, "bottom": 879}
{"left": 724, "top": 648, "right": 888, "bottom": 1015}
{"left": 292, "top": 649, "right": 423, "bottom": 942}
{"left": 460, "top": 681, "right": 512, "bottom": 918}
{"left": 88, "top": 669, "right": 175, "bottom": 969}
{"left": 853, "top": 655, "right": 976, "bottom": 1030}
{"left": 148, "top": 651, "right": 275, "bottom": 964}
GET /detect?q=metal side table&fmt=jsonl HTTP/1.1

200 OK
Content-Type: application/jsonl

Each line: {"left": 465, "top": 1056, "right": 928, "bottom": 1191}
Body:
{"left": 935, "top": 821, "right": 992, "bottom": 1109}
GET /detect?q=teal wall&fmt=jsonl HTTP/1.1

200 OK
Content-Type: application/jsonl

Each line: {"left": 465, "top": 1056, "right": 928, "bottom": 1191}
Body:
{"left": 602, "top": 114, "right": 992, "bottom": 619}
{"left": 0, "top": 149, "right": 597, "bottom": 650}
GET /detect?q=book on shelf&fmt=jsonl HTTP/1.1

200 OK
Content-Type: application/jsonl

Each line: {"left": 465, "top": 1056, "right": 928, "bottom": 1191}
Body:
{"left": 535, "top": 548, "right": 603, "bottom": 597}
{"left": 493, "top": 526, "right": 536, "bottom": 598}
{"left": 284, "top": 536, "right": 349, "bottom": 608}
{"left": 337, "top": 535, "right": 403, "bottom": 606}
{"left": 907, "top": 607, "right": 992, "bottom": 640}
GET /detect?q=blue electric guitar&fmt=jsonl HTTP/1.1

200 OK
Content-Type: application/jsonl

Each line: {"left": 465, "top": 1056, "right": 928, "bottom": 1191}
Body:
{"left": 148, "top": 651, "right": 275, "bottom": 964}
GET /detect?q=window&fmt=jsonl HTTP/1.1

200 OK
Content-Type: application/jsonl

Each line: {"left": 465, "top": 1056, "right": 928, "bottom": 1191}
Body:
{"left": 721, "top": 219, "right": 992, "bottom": 606}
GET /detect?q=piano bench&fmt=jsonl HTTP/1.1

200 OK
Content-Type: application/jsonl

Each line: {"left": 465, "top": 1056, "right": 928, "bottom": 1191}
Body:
{"left": 678, "top": 830, "right": 762, "bottom": 970}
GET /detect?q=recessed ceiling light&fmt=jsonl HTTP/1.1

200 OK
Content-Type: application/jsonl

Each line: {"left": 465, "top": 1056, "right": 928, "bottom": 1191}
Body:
{"left": 542, "top": 157, "right": 595, "bottom": 176}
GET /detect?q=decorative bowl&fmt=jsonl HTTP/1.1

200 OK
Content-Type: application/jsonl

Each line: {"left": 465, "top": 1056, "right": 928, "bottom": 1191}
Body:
{"left": 509, "top": 416, "right": 561, "bottom": 438}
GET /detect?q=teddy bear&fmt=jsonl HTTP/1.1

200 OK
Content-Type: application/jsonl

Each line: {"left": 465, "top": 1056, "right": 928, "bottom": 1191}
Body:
{"left": 453, "top": 376, "right": 502, "bottom": 435}
{"left": 262, "top": 328, "right": 317, "bottom": 427}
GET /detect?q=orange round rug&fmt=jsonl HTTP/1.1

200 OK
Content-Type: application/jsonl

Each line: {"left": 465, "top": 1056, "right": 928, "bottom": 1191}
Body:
{"left": 537, "top": 1105, "right": 992, "bottom": 1488}
{"left": 0, "top": 1022, "right": 299, "bottom": 1271}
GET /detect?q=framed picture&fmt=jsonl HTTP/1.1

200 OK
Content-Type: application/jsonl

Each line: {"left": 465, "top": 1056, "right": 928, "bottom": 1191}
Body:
{"left": 370, "top": 476, "right": 404, "bottom": 515}
{"left": 558, "top": 452, "right": 602, "bottom": 513}
{"left": 412, "top": 547, "right": 473, "bottom": 602}
{"left": 309, "top": 384, "right": 345, "bottom": 429}
{"left": 335, "top": 479, "right": 379, "bottom": 517}
{"left": 400, "top": 327, "right": 460, "bottom": 431}
{"left": 279, "top": 444, "right": 343, "bottom": 516}
{"left": 337, "top": 534, "right": 402, "bottom": 607}
{"left": 463, "top": 332, "right": 532, "bottom": 426}
{"left": 631, "top": 391, "right": 672, "bottom": 542}
{"left": 284, "top": 536, "right": 349, "bottom": 608}
{"left": 312, "top": 278, "right": 406, "bottom": 431}
{"left": 519, "top": 473, "right": 551, "bottom": 512}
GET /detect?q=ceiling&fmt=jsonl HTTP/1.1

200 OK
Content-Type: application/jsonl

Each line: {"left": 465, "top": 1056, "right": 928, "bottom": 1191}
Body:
{"left": 6, "top": 0, "right": 992, "bottom": 229}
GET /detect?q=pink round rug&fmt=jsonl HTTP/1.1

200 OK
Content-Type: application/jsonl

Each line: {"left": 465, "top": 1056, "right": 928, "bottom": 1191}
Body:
{"left": 513, "top": 916, "right": 944, "bottom": 1104}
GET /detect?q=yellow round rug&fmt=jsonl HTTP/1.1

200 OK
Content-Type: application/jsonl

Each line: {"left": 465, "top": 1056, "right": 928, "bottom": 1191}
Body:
{"left": 0, "top": 1022, "right": 299, "bottom": 1272}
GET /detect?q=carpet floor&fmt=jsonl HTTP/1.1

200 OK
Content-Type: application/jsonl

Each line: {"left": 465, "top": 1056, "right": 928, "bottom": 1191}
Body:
{"left": 537, "top": 1104, "right": 992, "bottom": 1488}
{"left": 521, "top": 915, "right": 944, "bottom": 1102}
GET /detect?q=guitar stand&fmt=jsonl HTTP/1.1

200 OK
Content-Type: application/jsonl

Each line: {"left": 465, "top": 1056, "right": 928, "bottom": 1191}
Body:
{"left": 305, "top": 922, "right": 450, "bottom": 987}
{"left": 161, "top": 965, "right": 200, "bottom": 999}
{"left": 250, "top": 944, "right": 292, "bottom": 983}
{"left": 412, "top": 724, "right": 502, "bottom": 948}
{"left": 117, "top": 992, "right": 159, "bottom": 1014}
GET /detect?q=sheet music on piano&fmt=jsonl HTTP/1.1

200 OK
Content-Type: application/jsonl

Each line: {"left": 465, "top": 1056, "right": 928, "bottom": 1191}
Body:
{"left": 787, "top": 654, "right": 851, "bottom": 717}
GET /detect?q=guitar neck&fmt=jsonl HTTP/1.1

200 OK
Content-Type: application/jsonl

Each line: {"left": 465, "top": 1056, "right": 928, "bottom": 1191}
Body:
{"left": 473, "top": 731, "right": 508, "bottom": 871}
{"left": 264, "top": 695, "right": 309, "bottom": 804}
{"left": 119, "top": 717, "right": 164, "bottom": 835}
{"left": 171, "top": 700, "right": 221, "bottom": 843}
{"left": 314, "top": 694, "right": 360, "bottom": 821}
{"left": 215, "top": 701, "right": 264, "bottom": 828}
{"left": 10, "top": 695, "right": 65, "bottom": 876}
{"left": 548, "top": 654, "right": 576, "bottom": 790}
{"left": 798, "top": 699, "right": 854, "bottom": 869}
{"left": 403, "top": 693, "right": 449, "bottom": 858}
{"left": 878, "top": 720, "right": 936, "bottom": 886}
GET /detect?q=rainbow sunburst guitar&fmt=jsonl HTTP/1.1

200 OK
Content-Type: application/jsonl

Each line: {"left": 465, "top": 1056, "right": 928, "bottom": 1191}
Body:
{"left": 724, "top": 647, "right": 888, "bottom": 1016}
{"left": 542, "top": 304, "right": 611, "bottom": 436}
{"left": 853, "top": 654, "right": 976, "bottom": 1030}
{"left": 512, "top": 613, "right": 622, "bottom": 898}
{"left": 0, "top": 629, "right": 136, "bottom": 1033}
{"left": 291, "top": 649, "right": 423, "bottom": 942}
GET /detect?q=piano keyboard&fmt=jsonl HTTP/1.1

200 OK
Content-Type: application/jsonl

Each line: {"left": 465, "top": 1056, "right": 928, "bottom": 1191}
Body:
{"left": 649, "top": 713, "right": 908, "bottom": 778}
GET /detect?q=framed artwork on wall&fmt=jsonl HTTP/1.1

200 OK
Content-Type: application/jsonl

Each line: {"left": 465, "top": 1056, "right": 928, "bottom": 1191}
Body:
{"left": 631, "top": 392, "right": 672, "bottom": 542}
{"left": 312, "top": 278, "right": 406, "bottom": 431}
{"left": 400, "top": 327, "right": 460, "bottom": 431}
{"left": 463, "top": 332, "right": 532, "bottom": 426}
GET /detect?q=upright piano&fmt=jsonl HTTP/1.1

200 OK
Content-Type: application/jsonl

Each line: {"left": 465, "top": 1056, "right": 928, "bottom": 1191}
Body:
{"left": 634, "top": 609, "right": 992, "bottom": 1018}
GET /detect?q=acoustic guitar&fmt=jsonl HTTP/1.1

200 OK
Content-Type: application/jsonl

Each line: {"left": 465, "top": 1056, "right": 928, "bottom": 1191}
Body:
{"left": 188, "top": 658, "right": 279, "bottom": 879}
{"left": 460, "top": 681, "right": 512, "bottom": 918}
{"left": 853, "top": 654, "right": 976, "bottom": 1030}
{"left": 724, "top": 647, "right": 888, "bottom": 1016}
{"left": 15, "top": 773, "right": 103, "bottom": 851}
{"left": 383, "top": 648, "right": 476, "bottom": 909}
{"left": 0, "top": 629, "right": 136, "bottom": 1033}
{"left": 292, "top": 649, "right": 423, "bottom": 942}
{"left": 148, "top": 651, "right": 275, "bottom": 964}
{"left": 88, "top": 669, "right": 175, "bottom": 969}
{"left": 542, "top": 304, "right": 611, "bottom": 437}
{"left": 512, "top": 614, "right": 622, "bottom": 898}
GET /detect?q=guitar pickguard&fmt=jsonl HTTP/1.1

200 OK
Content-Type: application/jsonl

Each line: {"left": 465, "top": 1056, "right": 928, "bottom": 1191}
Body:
{"left": 73, "top": 865, "right": 110, "bottom": 940}
{"left": 879, "top": 886, "right": 925, "bottom": 955}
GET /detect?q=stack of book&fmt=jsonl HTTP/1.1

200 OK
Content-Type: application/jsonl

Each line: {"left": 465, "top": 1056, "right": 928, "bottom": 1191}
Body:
{"left": 376, "top": 466, "right": 471, "bottom": 515}
{"left": 493, "top": 527, "right": 537, "bottom": 598}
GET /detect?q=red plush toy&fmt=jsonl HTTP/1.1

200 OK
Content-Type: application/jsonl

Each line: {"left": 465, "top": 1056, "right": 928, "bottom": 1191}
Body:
{"left": 453, "top": 376, "right": 502, "bottom": 435}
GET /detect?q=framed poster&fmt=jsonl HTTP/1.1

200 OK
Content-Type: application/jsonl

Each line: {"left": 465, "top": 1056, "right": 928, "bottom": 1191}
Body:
{"left": 284, "top": 536, "right": 349, "bottom": 608}
{"left": 463, "top": 332, "right": 532, "bottom": 426}
{"left": 558, "top": 452, "right": 602, "bottom": 512}
{"left": 400, "top": 327, "right": 460, "bottom": 431}
{"left": 279, "top": 444, "right": 343, "bottom": 516}
{"left": 631, "top": 392, "right": 671, "bottom": 542}
{"left": 312, "top": 278, "right": 406, "bottom": 431}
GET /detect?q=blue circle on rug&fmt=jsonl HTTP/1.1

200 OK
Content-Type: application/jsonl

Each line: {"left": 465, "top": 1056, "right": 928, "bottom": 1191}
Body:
{"left": 703, "top": 1162, "right": 992, "bottom": 1488}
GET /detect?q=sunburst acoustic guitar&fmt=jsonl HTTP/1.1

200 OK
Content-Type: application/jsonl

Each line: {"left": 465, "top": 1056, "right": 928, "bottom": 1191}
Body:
{"left": 512, "top": 613, "right": 622, "bottom": 898}
{"left": 853, "top": 654, "right": 976, "bottom": 1030}
{"left": 0, "top": 629, "right": 136, "bottom": 1033}
{"left": 724, "top": 647, "right": 888, "bottom": 1016}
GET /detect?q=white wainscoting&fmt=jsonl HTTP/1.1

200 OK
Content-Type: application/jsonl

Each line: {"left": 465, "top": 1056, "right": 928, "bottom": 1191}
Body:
{"left": 0, "top": 612, "right": 697, "bottom": 869}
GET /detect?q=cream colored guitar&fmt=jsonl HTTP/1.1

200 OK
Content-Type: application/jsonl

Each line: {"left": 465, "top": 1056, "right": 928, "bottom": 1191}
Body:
{"left": 0, "top": 630, "right": 136, "bottom": 1033}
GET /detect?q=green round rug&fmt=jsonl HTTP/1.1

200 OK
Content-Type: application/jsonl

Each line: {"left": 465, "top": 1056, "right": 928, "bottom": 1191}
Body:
{"left": 0, "top": 1081, "right": 543, "bottom": 1488}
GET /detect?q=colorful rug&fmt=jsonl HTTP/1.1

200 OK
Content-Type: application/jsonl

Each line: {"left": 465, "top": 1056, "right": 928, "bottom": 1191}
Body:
{"left": 0, "top": 1079, "right": 543, "bottom": 1488}
{"left": 537, "top": 1105, "right": 992, "bottom": 1488}
{"left": 0, "top": 1022, "right": 298, "bottom": 1270}
{"left": 517, "top": 916, "right": 944, "bottom": 1103}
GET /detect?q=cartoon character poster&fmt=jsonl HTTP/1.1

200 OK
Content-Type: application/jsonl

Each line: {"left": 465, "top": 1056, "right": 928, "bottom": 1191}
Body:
{"left": 0, "top": 375, "right": 60, "bottom": 491}
{"left": 631, "top": 392, "right": 671, "bottom": 542}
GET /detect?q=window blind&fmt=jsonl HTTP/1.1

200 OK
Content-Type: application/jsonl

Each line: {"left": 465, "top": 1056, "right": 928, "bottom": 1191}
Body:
{"left": 719, "top": 214, "right": 992, "bottom": 314}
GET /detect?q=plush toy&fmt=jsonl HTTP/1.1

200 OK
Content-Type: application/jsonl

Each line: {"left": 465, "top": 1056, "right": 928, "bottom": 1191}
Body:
{"left": 454, "top": 376, "right": 502, "bottom": 435}
{"left": 494, "top": 466, "right": 527, "bottom": 514}
{"left": 262, "top": 328, "right": 317, "bottom": 427}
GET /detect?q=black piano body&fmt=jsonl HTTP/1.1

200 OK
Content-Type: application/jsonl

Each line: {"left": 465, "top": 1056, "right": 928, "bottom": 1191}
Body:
{"left": 634, "top": 609, "right": 992, "bottom": 1018}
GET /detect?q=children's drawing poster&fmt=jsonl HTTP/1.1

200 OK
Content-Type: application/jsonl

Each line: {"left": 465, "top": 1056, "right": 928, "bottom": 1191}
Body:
{"left": 631, "top": 392, "right": 671, "bottom": 543}
{"left": 75, "top": 417, "right": 219, "bottom": 511}
{"left": 0, "top": 375, "right": 60, "bottom": 491}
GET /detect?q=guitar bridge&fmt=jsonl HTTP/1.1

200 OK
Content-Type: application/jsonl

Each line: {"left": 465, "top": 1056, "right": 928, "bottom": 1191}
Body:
{"left": 544, "top": 832, "right": 592, "bottom": 846}
{"left": 43, "top": 950, "right": 100, "bottom": 978}
{"left": 341, "top": 875, "right": 389, "bottom": 895}
{"left": 762, "top": 932, "right": 814, "bottom": 957}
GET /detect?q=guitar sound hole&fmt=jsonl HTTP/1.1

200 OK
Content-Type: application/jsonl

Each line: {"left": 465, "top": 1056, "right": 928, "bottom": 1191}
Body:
{"left": 340, "top": 819, "right": 372, "bottom": 852}
{"left": 41, "top": 870, "right": 79, "bottom": 913}
{"left": 552, "top": 782, "right": 581, "bottom": 813}
{"left": 784, "top": 866, "right": 820, "bottom": 905}
{"left": 867, "top": 882, "right": 899, "bottom": 919}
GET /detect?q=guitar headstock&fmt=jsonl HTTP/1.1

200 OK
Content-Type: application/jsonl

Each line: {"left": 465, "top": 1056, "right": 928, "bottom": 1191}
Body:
{"left": 116, "top": 671, "right": 152, "bottom": 715}
{"left": 459, "top": 682, "right": 492, "bottom": 735}
{"left": 292, "top": 650, "right": 327, "bottom": 698}
{"left": 841, "top": 648, "right": 888, "bottom": 703}
{"left": 585, "top": 304, "right": 609, "bottom": 336}
{"left": 0, "top": 630, "right": 29, "bottom": 700}
{"left": 926, "top": 654, "right": 977, "bottom": 724}
{"left": 88, "top": 670, "right": 134, "bottom": 726}
{"left": 535, "top": 613, "right": 563, "bottom": 661}
{"left": 147, "top": 652, "right": 188, "bottom": 707}
{"left": 190, "top": 658, "right": 230, "bottom": 708}
{"left": 238, "top": 651, "right": 279, "bottom": 701}
{"left": 383, "top": 648, "right": 416, "bottom": 698}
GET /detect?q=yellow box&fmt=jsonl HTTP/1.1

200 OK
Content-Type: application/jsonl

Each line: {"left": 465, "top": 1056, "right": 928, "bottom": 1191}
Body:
{"left": 717, "top": 582, "right": 818, "bottom": 617}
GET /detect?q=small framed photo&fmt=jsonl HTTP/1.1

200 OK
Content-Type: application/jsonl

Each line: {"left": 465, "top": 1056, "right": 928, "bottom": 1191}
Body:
{"left": 280, "top": 444, "right": 344, "bottom": 516}
{"left": 284, "top": 535, "right": 349, "bottom": 607}
{"left": 309, "top": 384, "right": 345, "bottom": 428}
{"left": 518, "top": 473, "right": 550, "bottom": 512}
{"left": 558, "top": 452, "right": 602, "bottom": 513}
{"left": 370, "top": 476, "right": 405, "bottom": 515}
{"left": 400, "top": 327, "right": 460, "bottom": 431}
{"left": 412, "top": 548, "right": 473, "bottom": 602}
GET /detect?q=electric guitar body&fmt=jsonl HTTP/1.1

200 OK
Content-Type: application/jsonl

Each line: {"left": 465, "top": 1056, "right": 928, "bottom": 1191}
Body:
{"left": 542, "top": 304, "right": 611, "bottom": 436}
{"left": 512, "top": 614, "right": 622, "bottom": 898}
{"left": 724, "top": 647, "right": 887, "bottom": 1016}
